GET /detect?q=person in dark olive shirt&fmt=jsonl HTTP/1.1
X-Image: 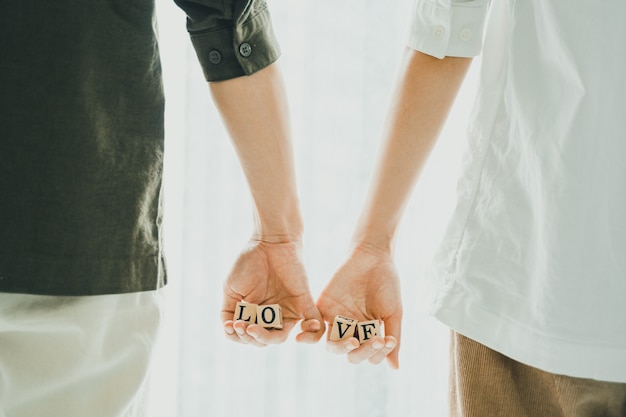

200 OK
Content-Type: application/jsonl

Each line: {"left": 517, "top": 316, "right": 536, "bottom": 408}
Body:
{"left": 0, "top": 1, "right": 323, "bottom": 415}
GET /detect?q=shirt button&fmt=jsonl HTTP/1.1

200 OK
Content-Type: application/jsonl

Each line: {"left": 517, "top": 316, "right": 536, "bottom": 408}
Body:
{"left": 459, "top": 28, "right": 472, "bottom": 42}
{"left": 239, "top": 42, "right": 252, "bottom": 58}
{"left": 432, "top": 25, "right": 446, "bottom": 40}
{"left": 208, "top": 50, "right": 222, "bottom": 65}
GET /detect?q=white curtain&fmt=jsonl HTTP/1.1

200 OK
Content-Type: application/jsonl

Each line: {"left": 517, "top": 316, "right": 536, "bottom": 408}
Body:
{"left": 153, "top": 1, "right": 480, "bottom": 416}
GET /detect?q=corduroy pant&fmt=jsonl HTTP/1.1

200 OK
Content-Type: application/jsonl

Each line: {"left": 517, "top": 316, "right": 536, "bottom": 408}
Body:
{"left": 450, "top": 331, "right": 626, "bottom": 417}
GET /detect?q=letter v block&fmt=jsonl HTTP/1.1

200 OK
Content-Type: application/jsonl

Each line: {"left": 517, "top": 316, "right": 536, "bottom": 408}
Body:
{"left": 357, "top": 320, "right": 381, "bottom": 344}
{"left": 234, "top": 302, "right": 258, "bottom": 323}
{"left": 330, "top": 315, "right": 358, "bottom": 341}
{"left": 257, "top": 304, "right": 283, "bottom": 329}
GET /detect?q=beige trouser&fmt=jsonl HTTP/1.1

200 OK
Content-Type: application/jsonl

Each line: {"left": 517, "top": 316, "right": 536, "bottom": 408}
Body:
{"left": 0, "top": 290, "right": 164, "bottom": 417}
{"left": 450, "top": 331, "right": 626, "bottom": 417}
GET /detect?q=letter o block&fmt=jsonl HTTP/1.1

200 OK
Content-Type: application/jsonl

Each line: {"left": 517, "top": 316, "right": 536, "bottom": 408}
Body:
{"left": 357, "top": 320, "right": 381, "bottom": 344}
{"left": 257, "top": 304, "right": 283, "bottom": 329}
{"left": 330, "top": 315, "right": 358, "bottom": 341}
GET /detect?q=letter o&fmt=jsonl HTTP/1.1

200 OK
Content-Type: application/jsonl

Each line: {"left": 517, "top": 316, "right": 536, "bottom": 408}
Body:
{"left": 261, "top": 306, "right": 276, "bottom": 324}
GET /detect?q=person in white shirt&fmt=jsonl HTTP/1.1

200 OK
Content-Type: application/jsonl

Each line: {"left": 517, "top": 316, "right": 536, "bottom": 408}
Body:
{"left": 316, "top": 0, "right": 626, "bottom": 414}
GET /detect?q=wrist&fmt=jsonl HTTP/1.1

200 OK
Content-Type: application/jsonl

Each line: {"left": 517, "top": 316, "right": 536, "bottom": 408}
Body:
{"left": 351, "top": 228, "right": 396, "bottom": 258}
{"left": 351, "top": 206, "right": 402, "bottom": 257}
{"left": 252, "top": 205, "right": 304, "bottom": 243}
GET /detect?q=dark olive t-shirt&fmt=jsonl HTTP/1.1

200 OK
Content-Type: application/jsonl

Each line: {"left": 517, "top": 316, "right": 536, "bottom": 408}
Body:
{"left": 0, "top": 0, "right": 279, "bottom": 295}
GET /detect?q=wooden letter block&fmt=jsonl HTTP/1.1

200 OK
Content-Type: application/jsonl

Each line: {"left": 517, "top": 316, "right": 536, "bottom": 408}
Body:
{"left": 330, "top": 315, "right": 358, "bottom": 341}
{"left": 256, "top": 304, "right": 283, "bottom": 329}
{"left": 357, "top": 320, "right": 381, "bottom": 344}
{"left": 234, "top": 302, "right": 258, "bottom": 323}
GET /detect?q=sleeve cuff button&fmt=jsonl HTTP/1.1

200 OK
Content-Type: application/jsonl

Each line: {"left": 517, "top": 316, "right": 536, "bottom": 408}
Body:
{"left": 239, "top": 42, "right": 252, "bottom": 57}
{"left": 459, "top": 28, "right": 472, "bottom": 42}
{"left": 432, "top": 26, "right": 446, "bottom": 40}
{"left": 208, "top": 50, "right": 222, "bottom": 65}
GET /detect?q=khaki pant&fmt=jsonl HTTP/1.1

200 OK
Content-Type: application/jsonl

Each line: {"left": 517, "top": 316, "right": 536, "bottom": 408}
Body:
{"left": 450, "top": 332, "right": 626, "bottom": 417}
{"left": 0, "top": 290, "right": 164, "bottom": 417}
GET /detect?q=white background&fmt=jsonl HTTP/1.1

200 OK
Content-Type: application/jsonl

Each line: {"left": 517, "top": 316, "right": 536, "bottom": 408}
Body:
{"left": 151, "top": 0, "right": 480, "bottom": 415}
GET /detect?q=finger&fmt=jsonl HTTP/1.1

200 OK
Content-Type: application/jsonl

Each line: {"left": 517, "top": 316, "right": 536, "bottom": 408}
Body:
{"left": 223, "top": 320, "right": 244, "bottom": 344}
{"left": 346, "top": 336, "right": 386, "bottom": 365}
{"left": 295, "top": 319, "right": 324, "bottom": 344}
{"left": 326, "top": 337, "right": 360, "bottom": 355}
{"left": 220, "top": 294, "right": 241, "bottom": 326}
{"left": 232, "top": 321, "right": 267, "bottom": 347}
{"left": 368, "top": 336, "right": 398, "bottom": 366}
{"left": 300, "top": 318, "right": 322, "bottom": 332}
{"left": 382, "top": 313, "right": 402, "bottom": 369}
{"left": 221, "top": 308, "right": 236, "bottom": 325}
{"left": 296, "top": 304, "right": 327, "bottom": 344}
{"left": 245, "top": 320, "right": 298, "bottom": 345}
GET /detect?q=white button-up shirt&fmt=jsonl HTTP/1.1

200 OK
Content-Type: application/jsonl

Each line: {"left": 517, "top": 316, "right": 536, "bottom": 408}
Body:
{"left": 410, "top": 0, "right": 626, "bottom": 382}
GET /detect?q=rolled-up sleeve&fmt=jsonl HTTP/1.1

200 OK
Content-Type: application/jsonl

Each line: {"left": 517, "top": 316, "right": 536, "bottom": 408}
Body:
{"left": 174, "top": 0, "right": 281, "bottom": 82}
{"left": 407, "top": 0, "right": 491, "bottom": 59}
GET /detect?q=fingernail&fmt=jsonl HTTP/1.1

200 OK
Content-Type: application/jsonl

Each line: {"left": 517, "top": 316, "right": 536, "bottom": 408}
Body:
{"left": 345, "top": 342, "right": 357, "bottom": 352}
{"left": 225, "top": 327, "right": 235, "bottom": 335}
{"left": 372, "top": 341, "right": 383, "bottom": 349}
{"left": 385, "top": 340, "right": 396, "bottom": 349}
{"left": 235, "top": 327, "right": 245, "bottom": 335}
{"left": 309, "top": 320, "right": 321, "bottom": 331}
{"left": 248, "top": 330, "right": 258, "bottom": 338}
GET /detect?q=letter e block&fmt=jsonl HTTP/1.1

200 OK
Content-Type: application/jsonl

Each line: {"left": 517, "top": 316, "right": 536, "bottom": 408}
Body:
{"left": 330, "top": 315, "right": 358, "bottom": 341}
{"left": 234, "top": 302, "right": 258, "bottom": 323}
{"left": 357, "top": 320, "right": 381, "bottom": 344}
{"left": 257, "top": 304, "right": 283, "bottom": 329}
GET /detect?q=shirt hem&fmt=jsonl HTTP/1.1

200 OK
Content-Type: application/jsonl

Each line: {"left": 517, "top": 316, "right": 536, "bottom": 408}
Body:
{"left": 0, "top": 253, "right": 167, "bottom": 296}
{"left": 431, "top": 285, "right": 626, "bottom": 383}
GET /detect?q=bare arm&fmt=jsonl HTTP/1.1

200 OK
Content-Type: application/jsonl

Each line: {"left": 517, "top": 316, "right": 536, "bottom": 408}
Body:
{"left": 210, "top": 63, "right": 302, "bottom": 242}
{"left": 317, "top": 49, "right": 472, "bottom": 368}
{"left": 211, "top": 63, "right": 324, "bottom": 345}
{"left": 354, "top": 48, "right": 472, "bottom": 252}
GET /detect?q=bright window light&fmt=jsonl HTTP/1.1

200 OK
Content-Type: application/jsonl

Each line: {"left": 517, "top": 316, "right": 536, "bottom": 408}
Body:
{"left": 152, "top": 1, "right": 480, "bottom": 416}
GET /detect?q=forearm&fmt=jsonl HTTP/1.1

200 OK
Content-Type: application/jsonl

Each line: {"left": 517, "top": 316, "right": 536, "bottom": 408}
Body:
{"left": 353, "top": 48, "right": 472, "bottom": 253}
{"left": 209, "top": 63, "right": 303, "bottom": 242}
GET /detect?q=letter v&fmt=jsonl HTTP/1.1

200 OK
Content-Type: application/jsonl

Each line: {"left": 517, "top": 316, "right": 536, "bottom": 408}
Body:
{"left": 337, "top": 321, "right": 354, "bottom": 338}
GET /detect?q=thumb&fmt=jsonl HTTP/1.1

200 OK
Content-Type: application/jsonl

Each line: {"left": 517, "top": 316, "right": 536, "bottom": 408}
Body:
{"left": 295, "top": 303, "right": 326, "bottom": 344}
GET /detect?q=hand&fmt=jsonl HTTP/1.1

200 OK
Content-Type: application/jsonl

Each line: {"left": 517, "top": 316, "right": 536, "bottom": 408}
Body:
{"left": 222, "top": 239, "right": 325, "bottom": 346}
{"left": 317, "top": 244, "right": 403, "bottom": 369}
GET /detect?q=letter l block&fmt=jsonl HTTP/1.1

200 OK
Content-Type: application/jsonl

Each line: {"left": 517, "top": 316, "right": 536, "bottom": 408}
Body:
{"left": 234, "top": 302, "right": 258, "bottom": 323}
